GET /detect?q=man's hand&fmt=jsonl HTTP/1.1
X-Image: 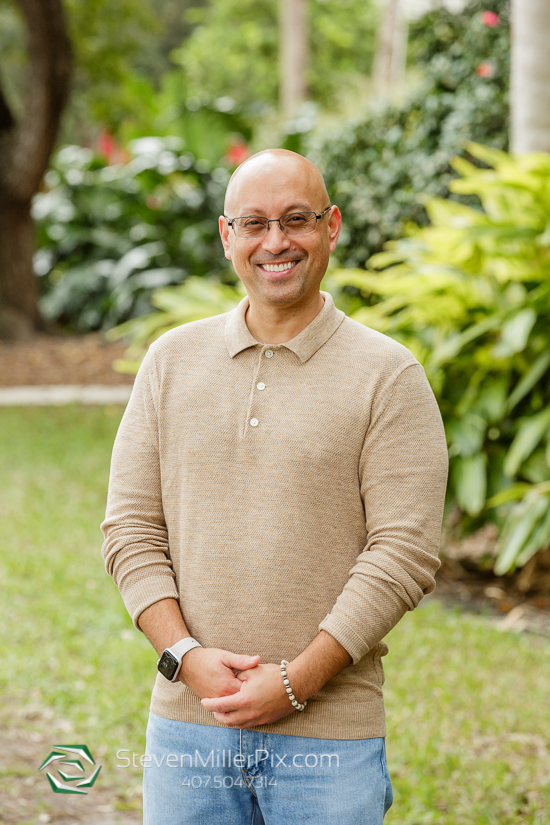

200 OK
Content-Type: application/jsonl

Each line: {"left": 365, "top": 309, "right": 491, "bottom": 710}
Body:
{"left": 200, "top": 662, "right": 297, "bottom": 728}
{"left": 179, "top": 647, "right": 260, "bottom": 700}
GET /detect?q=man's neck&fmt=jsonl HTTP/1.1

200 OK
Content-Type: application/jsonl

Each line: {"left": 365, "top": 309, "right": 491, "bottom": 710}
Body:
{"left": 245, "top": 292, "right": 325, "bottom": 345}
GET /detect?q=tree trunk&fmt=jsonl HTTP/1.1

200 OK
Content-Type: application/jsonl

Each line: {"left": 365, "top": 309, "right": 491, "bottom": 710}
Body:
{"left": 280, "top": 0, "right": 308, "bottom": 118}
{"left": 510, "top": 0, "right": 550, "bottom": 153}
{"left": 373, "top": 0, "right": 408, "bottom": 94}
{"left": 0, "top": 0, "right": 72, "bottom": 338}
{"left": 0, "top": 201, "right": 39, "bottom": 336}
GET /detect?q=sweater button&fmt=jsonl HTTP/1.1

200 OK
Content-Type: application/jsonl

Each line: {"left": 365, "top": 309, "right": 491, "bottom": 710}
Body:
{"left": 265, "top": 349, "right": 274, "bottom": 358}
{"left": 257, "top": 382, "right": 266, "bottom": 390}
{"left": 250, "top": 418, "right": 259, "bottom": 427}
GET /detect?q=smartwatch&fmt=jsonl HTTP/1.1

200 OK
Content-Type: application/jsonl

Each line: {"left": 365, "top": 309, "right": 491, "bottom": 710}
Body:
{"left": 157, "top": 637, "right": 202, "bottom": 682}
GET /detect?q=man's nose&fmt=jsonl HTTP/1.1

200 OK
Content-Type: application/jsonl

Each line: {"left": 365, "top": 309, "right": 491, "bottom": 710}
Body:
{"left": 260, "top": 221, "right": 291, "bottom": 254}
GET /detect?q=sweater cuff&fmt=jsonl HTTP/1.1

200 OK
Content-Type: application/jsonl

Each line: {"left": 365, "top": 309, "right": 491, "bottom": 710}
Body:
{"left": 120, "top": 576, "right": 180, "bottom": 630}
{"left": 318, "top": 614, "right": 370, "bottom": 665}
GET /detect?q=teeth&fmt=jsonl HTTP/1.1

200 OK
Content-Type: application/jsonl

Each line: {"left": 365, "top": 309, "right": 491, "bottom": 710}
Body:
{"left": 262, "top": 262, "right": 295, "bottom": 272}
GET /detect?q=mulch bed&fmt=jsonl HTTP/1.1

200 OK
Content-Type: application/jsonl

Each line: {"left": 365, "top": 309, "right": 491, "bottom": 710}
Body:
{"left": 0, "top": 332, "right": 134, "bottom": 387}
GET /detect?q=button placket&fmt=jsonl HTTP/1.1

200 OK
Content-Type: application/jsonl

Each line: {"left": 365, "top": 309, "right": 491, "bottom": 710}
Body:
{"left": 243, "top": 346, "right": 277, "bottom": 436}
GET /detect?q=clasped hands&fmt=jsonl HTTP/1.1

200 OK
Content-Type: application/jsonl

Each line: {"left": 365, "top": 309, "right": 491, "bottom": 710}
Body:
{"left": 179, "top": 647, "right": 303, "bottom": 729}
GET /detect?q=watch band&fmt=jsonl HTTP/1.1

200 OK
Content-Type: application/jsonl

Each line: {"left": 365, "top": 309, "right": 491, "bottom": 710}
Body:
{"left": 168, "top": 637, "right": 202, "bottom": 660}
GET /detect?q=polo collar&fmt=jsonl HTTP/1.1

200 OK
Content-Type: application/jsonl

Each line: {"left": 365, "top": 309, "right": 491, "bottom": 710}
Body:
{"left": 224, "top": 291, "right": 345, "bottom": 363}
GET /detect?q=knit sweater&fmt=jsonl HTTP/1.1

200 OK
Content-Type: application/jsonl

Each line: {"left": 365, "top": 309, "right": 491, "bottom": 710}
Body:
{"left": 101, "top": 291, "right": 448, "bottom": 740}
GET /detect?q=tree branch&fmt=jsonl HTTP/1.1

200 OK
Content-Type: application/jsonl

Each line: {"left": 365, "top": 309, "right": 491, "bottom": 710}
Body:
{"left": 0, "top": 0, "right": 72, "bottom": 202}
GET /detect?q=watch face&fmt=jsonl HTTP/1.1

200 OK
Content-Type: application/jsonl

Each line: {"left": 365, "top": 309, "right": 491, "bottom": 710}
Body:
{"left": 158, "top": 650, "right": 179, "bottom": 681}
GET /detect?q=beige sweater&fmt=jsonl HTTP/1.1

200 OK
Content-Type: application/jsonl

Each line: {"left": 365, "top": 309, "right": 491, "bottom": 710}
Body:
{"left": 101, "top": 291, "right": 448, "bottom": 740}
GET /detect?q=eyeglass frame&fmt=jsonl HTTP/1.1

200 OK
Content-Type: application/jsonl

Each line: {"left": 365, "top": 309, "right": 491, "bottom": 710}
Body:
{"left": 224, "top": 205, "right": 333, "bottom": 239}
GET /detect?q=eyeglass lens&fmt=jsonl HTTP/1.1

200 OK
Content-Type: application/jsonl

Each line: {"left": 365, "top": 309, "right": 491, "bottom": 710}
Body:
{"left": 233, "top": 212, "right": 318, "bottom": 238}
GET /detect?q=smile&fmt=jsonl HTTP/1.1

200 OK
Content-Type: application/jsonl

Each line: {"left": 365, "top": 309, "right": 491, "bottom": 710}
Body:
{"left": 258, "top": 261, "right": 298, "bottom": 273}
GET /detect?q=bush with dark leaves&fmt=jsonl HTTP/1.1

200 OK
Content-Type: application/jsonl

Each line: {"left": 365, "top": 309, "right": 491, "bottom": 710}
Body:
{"left": 308, "top": 0, "right": 510, "bottom": 268}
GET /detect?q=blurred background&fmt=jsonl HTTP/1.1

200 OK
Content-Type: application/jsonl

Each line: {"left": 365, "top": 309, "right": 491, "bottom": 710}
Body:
{"left": 1, "top": 0, "right": 550, "bottom": 822}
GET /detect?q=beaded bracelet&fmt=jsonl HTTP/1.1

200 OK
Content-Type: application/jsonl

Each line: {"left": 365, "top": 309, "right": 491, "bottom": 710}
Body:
{"left": 280, "top": 660, "right": 307, "bottom": 712}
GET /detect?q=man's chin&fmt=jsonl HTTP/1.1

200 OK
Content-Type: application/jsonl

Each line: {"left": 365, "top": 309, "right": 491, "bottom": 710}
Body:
{"left": 254, "top": 278, "right": 309, "bottom": 305}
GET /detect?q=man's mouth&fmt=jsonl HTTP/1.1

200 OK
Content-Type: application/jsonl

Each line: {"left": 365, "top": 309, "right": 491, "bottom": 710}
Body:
{"left": 257, "top": 261, "right": 299, "bottom": 273}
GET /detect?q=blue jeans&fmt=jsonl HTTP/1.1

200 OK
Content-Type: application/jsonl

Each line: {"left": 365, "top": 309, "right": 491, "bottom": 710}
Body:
{"left": 143, "top": 712, "right": 393, "bottom": 824}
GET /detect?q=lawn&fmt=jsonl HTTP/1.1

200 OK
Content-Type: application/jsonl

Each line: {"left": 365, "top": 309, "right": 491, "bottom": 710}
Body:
{"left": 0, "top": 406, "right": 549, "bottom": 824}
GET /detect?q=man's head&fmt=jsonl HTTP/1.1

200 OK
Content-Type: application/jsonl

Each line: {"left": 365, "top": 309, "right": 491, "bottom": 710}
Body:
{"left": 219, "top": 149, "right": 341, "bottom": 310}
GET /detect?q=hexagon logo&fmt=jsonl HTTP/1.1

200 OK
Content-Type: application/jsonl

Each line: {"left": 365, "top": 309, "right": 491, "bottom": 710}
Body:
{"left": 38, "top": 744, "right": 101, "bottom": 794}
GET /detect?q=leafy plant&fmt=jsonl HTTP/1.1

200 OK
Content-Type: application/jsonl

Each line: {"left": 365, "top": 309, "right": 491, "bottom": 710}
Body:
{"left": 332, "top": 143, "right": 550, "bottom": 573}
{"left": 108, "top": 276, "right": 246, "bottom": 373}
{"left": 308, "top": 0, "right": 510, "bottom": 269}
{"left": 33, "top": 138, "right": 237, "bottom": 332}
{"left": 117, "top": 72, "right": 253, "bottom": 166}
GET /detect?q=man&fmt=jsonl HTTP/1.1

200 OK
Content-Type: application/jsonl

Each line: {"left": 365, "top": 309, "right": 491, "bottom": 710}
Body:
{"left": 101, "top": 149, "right": 448, "bottom": 824}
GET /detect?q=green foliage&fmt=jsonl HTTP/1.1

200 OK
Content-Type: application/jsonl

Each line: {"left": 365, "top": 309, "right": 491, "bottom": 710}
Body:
{"left": 173, "top": 0, "right": 379, "bottom": 111}
{"left": 33, "top": 139, "right": 237, "bottom": 332}
{"left": 0, "top": 0, "right": 164, "bottom": 141}
{"left": 308, "top": 0, "right": 510, "bottom": 268}
{"left": 117, "top": 72, "right": 253, "bottom": 165}
{"left": 332, "top": 143, "right": 550, "bottom": 573}
{"left": 0, "top": 0, "right": 216, "bottom": 145}
{"left": 63, "top": 0, "right": 160, "bottom": 134}
{"left": 108, "top": 276, "right": 245, "bottom": 373}
{"left": 0, "top": 0, "right": 26, "bottom": 120}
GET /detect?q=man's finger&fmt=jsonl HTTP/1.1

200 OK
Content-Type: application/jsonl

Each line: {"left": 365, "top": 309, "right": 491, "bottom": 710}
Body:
{"left": 201, "top": 696, "right": 243, "bottom": 713}
{"left": 222, "top": 652, "right": 260, "bottom": 671}
{"left": 213, "top": 711, "right": 257, "bottom": 728}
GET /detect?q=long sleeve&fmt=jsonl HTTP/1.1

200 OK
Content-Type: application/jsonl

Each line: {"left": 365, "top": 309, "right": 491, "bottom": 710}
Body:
{"left": 319, "top": 361, "right": 449, "bottom": 664}
{"left": 100, "top": 344, "right": 179, "bottom": 627}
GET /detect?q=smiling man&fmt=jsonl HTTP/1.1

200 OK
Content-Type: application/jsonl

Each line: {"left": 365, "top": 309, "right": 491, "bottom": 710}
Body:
{"left": 101, "top": 149, "right": 448, "bottom": 824}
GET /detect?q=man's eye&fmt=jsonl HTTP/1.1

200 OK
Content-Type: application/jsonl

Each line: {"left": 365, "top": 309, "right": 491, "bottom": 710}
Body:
{"left": 288, "top": 214, "right": 307, "bottom": 224}
{"left": 243, "top": 218, "right": 264, "bottom": 227}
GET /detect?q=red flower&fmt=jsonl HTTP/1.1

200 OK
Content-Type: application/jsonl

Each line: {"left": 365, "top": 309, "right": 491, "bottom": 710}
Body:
{"left": 225, "top": 140, "right": 250, "bottom": 167}
{"left": 481, "top": 11, "right": 500, "bottom": 26}
{"left": 476, "top": 62, "right": 495, "bottom": 78}
{"left": 98, "top": 129, "right": 116, "bottom": 163}
{"left": 97, "top": 129, "right": 129, "bottom": 165}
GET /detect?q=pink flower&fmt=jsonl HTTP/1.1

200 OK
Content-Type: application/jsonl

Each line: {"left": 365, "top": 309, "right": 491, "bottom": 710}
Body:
{"left": 476, "top": 62, "right": 495, "bottom": 78}
{"left": 98, "top": 129, "right": 116, "bottom": 163}
{"left": 481, "top": 11, "right": 500, "bottom": 26}
{"left": 225, "top": 140, "right": 250, "bottom": 166}
{"left": 97, "top": 129, "right": 129, "bottom": 165}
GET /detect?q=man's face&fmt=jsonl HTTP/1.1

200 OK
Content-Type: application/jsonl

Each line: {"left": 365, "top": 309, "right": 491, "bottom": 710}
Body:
{"left": 219, "top": 154, "right": 341, "bottom": 309}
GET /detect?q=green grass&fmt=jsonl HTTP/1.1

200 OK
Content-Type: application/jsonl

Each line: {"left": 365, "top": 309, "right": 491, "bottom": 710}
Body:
{"left": 1, "top": 406, "right": 549, "bottom": 824}
{"left": 0, "top": 406, "right": 153, "bottom": 773}
{"left": 384, "top": 602, "right": 550, "bottom": 824}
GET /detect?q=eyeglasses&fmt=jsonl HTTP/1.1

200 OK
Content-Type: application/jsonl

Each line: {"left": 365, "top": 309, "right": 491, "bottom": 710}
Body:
{"left": 226, "top": 206, "right": 332, "bottom": 239}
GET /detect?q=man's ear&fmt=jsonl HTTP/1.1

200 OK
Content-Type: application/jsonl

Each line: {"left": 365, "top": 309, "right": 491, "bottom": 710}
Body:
{"left": 219, "top": 216, "right": 232, "bottom": 260}
{"left": 328, "top": 206, "right": 342, "bottom": 253}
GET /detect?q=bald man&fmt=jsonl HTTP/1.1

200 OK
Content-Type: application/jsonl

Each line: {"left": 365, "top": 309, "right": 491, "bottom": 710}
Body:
{"left": 101, "top": 149, "right": 448, "bottom": 824}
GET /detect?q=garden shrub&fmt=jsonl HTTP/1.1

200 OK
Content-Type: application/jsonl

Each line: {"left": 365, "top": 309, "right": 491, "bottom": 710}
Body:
{"left": 33, "top": 138, "right": 236, "bottom": 332}
{"left": 308, "top": 0, "right": 510, "bottom": 269}
{"left": 333, "top": 143, "right": 550, "bottom": 573}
